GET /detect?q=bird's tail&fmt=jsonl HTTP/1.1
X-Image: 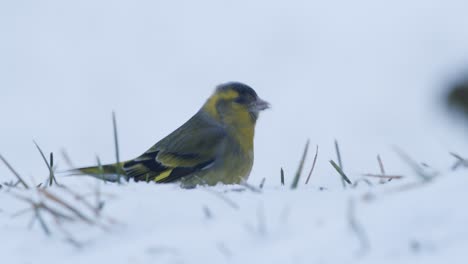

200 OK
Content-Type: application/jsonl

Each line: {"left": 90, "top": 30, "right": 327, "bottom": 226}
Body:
{"left": 68, "top": 162, "right": 127, "bottom": 182}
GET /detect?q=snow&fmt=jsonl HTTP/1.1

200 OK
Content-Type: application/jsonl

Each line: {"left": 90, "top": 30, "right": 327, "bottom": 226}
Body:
{"left": 1, "top": 173, "right": 467, "bottom": 263}
{"left": 1, "top": 0, "right": 468, "bottom": 263}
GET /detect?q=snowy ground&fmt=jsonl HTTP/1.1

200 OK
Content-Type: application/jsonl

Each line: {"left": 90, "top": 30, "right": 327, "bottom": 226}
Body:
{"left": 1, "top": 0, "right": 468, "bottom": 263}
{"left": 1, "top": 167, "right": 467, "bottom": 264}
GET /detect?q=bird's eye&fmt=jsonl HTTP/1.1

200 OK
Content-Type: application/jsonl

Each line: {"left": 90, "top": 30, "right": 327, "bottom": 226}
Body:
{"left": 235, "top": 96, "right": 248, "bottom": 105}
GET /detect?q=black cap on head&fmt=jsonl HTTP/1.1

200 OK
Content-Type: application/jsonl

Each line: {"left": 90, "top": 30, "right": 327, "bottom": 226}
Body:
{"left": 217, "top": 82, "right": 258, "bottom": 99}
{"left": 214, "top": 82, "right": 270, "bottom": 118}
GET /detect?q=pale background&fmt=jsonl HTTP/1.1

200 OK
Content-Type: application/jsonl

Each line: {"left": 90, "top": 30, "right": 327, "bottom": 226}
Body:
{"left": 1, "top": 0, "right": 468, "bottom": 186}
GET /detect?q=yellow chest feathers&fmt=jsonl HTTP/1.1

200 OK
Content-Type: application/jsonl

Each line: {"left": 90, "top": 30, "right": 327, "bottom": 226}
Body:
{"left": 202, "top": 92, "right": 256, "bottom": 152}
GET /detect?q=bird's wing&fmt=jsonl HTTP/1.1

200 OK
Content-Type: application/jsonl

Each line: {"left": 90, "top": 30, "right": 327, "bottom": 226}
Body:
{"left": 123, "top": 113, "right": 226, "bottom": 183}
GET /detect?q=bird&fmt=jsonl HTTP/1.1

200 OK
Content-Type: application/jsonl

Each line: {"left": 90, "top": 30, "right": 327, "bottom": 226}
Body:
{"left": 72, "top": 82, "right": 270, "bottom": 187}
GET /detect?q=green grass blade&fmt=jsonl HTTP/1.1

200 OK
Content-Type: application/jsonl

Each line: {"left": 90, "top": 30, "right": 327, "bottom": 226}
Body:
{"left": 33, "top": 141, "right": 57, "bottom": 186}
{"left": 330, "top": 160, "right": 352, "bottom": 185}
{"left": 112, "top": 111, "right": 122, "bottom": 183}
{"left": 291, "top": 140, "right": 310, "bottom": 189}
{"left": 280, "top": 168, "right": 285, "bottom": 186}
{"left": 334, "top": 139, "right": 347, "bottom": 188}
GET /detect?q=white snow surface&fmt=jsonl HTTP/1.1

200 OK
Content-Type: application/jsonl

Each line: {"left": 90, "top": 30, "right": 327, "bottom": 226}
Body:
{"left": 1, "top": 0, "right": 468, "bottom": 263}
{"left": 1, "top": 174, "right": 468, "bottom": 264}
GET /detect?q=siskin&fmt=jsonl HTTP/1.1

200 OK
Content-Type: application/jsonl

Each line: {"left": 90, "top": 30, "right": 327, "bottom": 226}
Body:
{"left": 73, "top": 82, "right": 270, "bottom": 187}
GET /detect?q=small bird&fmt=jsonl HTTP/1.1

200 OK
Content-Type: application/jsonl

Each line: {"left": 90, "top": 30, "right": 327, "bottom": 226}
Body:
{"left": 74, "top": 82, "right": 270, "bottom": 187}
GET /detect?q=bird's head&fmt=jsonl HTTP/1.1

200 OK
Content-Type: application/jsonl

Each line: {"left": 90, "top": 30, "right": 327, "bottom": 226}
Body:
{"left": 202, "top": 82, "right": 270, "bottom": 124}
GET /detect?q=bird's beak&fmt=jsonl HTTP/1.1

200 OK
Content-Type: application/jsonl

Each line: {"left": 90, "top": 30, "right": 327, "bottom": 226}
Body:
{"left": 250, "top": 97, "right": 271, "bottom": 112}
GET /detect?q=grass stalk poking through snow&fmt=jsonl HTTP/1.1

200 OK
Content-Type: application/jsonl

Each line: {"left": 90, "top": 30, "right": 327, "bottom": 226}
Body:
{"left": 96, "top": 155, "right": 107, "bottom": 183}
{"left": 362, "top": 155, "right": 404, "bottom": 183}
{"left": 394, "top": 147, "right": 435, "bottom": 182}
{"left": 0, "top": 154, "right": 29, "bottom": 189}
{"left": 450, "top": 152, "right": 468, "bottom": 170}
{"left": 290, "top": 140, "right": 310, "bottom": 189}
{"left": 259, "top": 178, "right": 266, "bottom": 189}
{"left": 239, "top": 178, "right": 262, "bottom": 193}
{"left": 33, "top": 141, "right": 58, "bottom": 186}
{"left": 330, "top": 160, "right": 352, "bottom": 186}
{"left": 334, "top": 139, "right": 348, "bottom": 188}
{"left": 280, "top": 168, "right": 285, "bottom": 186}
{"left": 112, "top": 111, "right": 122, "bottom": 183}
{"left": 377, "top": 155, "right": 385, "bottom": 175}
{"left": 305, "top": 145, "right": 319, "bottom": 184}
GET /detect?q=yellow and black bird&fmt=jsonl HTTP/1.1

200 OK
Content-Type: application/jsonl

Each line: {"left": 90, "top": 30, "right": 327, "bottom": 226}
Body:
{"left": 74, "top": 82, "right": 270, "bottom": 187}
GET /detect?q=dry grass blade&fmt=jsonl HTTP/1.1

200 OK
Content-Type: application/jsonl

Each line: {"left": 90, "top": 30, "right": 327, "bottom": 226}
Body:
{"left": 377, "top": 155, "right": 385, "bottom": 175}
{"left": 362, "top": 155, "right": 398, "bottom": 184}
{"left": 10, "top": 193, "right": 75, "bottom": 235}
{"left": 10, "top": 193, "right": 75, "bottom": 221}
{"left": 376, "top": 154, "right": 390, "bottom": 183}
{"left": 38, "top": 189, "right": 94, "bottom": 225}
{"left": 0, "top": 154, "right": 29, "bottom": 189}
{"left": 10, "top": 187, "right": 112, "bottom": 245}
{"left": 363, "top": 174, "right": 403, "bottom": 180}
{"left": 239, "top": 178, "right": 262, "bottom": 193}
{"left": 112, "top": 111, "right": 122, "bottom": 183}
{"left": 305, "top": 145, "right": 319, "bottom": 184}
{"left": 330, "top": 160, "right": 352, "bottom": 185}
{"left": 450, "top": 152, "right": 466, "bottom": 161}
{"left": 33, "top": 141, "right": 58, "bottom": 186}
{"left": 394, "top": 147, "right": 433, "bottom": 182}
{"left": 450, "top": 152, "right": 468, "bottom": 170}
{"left": 291, "top": 140, "right": 310, "bottom": 189}
{"left": 59, "top": 185, "right": 102, "bottom": 217}
{"left": 38, "top": 203, "right": 76, "bottom": 222}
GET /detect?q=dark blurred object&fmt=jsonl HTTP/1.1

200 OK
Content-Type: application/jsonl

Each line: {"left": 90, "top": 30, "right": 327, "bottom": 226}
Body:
{"left": 448, "top": 78, "right": 468, "bottom": 117}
